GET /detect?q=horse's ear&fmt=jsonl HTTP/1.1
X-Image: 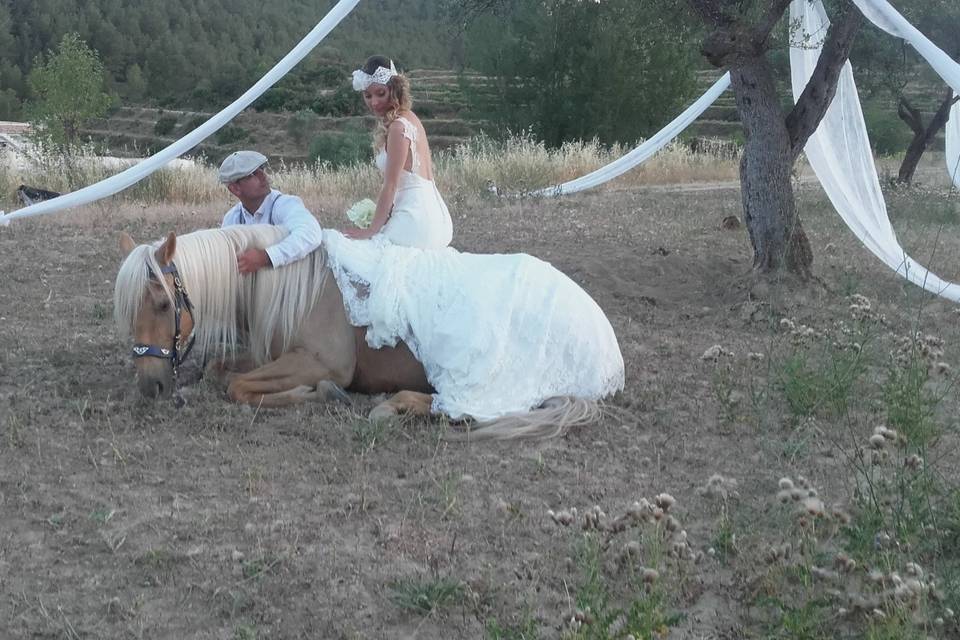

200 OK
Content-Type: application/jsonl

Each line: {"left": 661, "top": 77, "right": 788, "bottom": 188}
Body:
{"left": 156, "top": 232, "right": 177, "bottom": 266}
{"left": 118, "top": 231, "right": 136, "bottom": 257}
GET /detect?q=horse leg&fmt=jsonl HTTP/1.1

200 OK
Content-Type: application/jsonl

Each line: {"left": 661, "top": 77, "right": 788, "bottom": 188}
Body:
{"left": 240, "top": 382, "right": 350, "bottom": 407}
{"left": 205, "top": 354, "right": 257, "bottom": 379}
{"left": 226, "top": 350, "right": 351, "bottom": 408}
{"left": 369, "top": 390, "right": 434, "bottom": 422}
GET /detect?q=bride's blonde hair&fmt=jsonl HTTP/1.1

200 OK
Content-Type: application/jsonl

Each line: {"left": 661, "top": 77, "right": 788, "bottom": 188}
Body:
{"left": 361, "top": 55, "right": 412, "bottom": 150}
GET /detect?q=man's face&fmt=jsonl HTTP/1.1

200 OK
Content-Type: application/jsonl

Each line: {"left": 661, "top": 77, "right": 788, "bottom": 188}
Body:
{"left": 229, "top": 166, "right": 270, "bottom": 202}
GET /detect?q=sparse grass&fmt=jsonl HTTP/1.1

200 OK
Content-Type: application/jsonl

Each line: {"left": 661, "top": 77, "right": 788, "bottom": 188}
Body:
{"left": 486, "top": 608, "right": 540, "bottom": 639}
{"left": 388, "top": 576, "right": 465, "bottom": 615}
{"left": 352, "top": 416, "right": 392, "bottom": 452}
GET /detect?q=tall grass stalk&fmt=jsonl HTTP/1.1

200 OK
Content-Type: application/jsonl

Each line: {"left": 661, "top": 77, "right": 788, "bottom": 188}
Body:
{"left": 0, "top": 133, "right": 741, "bottom": 211}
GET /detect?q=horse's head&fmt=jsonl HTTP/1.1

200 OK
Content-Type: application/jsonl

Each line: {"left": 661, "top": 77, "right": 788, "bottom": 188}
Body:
{"left": 115, "top": 231, "right": 196, "bottom": 399}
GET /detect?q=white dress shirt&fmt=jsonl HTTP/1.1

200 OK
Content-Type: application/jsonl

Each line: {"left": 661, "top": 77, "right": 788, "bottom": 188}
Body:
{"left": 221, "top": 189, "right": 323, "bottom": 268}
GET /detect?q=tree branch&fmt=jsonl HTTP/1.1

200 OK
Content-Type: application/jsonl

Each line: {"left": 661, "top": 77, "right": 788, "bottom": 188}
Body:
{"left": 754, "top": 0, "right": 793, "bottom": 43}
{"left": 785, "top": 6, "right": 864, "bottom": 157}
{"left": 926, "top": 87, "right": 959, "bottom": 138}
{"left": 897, "top": 97, "right": 924, "bottom": 136}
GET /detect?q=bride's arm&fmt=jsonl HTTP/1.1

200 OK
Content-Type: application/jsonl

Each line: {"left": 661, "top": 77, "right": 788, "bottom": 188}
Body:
{"left": 369, "top": 120, "right": 409, "bottom": 233}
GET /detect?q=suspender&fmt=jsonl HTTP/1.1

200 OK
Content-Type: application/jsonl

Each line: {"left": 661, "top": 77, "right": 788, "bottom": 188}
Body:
{"left": 238, "top": 192, "right": 279, "bottom": 225}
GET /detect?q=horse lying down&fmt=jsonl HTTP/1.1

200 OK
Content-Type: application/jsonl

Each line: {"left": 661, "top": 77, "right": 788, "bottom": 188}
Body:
{"left": 114, "top": 225, "right": 624, "bottom": 440}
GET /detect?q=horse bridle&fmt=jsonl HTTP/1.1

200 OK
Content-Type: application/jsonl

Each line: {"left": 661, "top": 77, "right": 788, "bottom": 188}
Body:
{"left": 131, "top": 263, "right": 196, "bottom": 383}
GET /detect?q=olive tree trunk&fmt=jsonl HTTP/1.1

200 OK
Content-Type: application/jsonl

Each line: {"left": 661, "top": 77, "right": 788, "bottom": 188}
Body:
{"left": 896, "top": 90, "right": 959, "bottom": 184}
{"left": 691, "top": 0, "right": 863, "bottom": 277}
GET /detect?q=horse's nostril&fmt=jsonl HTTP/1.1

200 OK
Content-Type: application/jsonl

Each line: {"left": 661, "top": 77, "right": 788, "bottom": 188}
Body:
{"left": 156, "top": 381, "right": 165, "bottom": 397}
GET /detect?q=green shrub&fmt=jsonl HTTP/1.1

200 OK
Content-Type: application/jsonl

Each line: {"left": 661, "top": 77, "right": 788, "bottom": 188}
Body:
{"left": 181, "top": 115, "right": 206, "bottom": 133}
{"left": 154, "top": 114, "right": 178, "bottom": 136}
{"left": 863, "top": 104, "right": 913, "bottom": 156}
{"left": 311, "top": 84, "right": 363, "bottom": 117}
{"left": 308, "top": 127, "right": 371, "bottom": 168}
{"left": 215, "top": 125, "right": 250, "bottom": 146}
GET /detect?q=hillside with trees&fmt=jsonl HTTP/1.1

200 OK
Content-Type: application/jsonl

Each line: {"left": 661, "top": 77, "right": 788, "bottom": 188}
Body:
{"left": 0, "top": 0, "right": 461, "bottom": 117}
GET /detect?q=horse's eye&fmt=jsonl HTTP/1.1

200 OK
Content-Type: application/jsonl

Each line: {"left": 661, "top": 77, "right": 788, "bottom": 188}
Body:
{"left": 157, "top": 299, "right": 171, "bottom": 312}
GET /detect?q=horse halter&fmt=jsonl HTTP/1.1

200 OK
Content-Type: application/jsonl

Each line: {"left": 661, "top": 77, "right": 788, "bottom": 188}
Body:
{"left": 131, "top": 263, "right": 196, "bottom": 382}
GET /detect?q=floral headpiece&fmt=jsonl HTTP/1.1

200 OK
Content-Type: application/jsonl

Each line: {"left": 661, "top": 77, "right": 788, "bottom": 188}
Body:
{"left": 351, "top": 60, "right": 398, "bottom": 91}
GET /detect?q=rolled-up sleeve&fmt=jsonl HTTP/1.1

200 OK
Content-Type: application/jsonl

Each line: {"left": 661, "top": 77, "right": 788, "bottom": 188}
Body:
{"left": 264, "top": 194, "right": 323, "bottom": 268}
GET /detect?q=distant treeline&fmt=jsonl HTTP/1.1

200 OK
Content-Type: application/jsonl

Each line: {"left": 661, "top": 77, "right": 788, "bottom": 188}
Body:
{"left": 0, "top": 0, "right": 462, "bottom": 118}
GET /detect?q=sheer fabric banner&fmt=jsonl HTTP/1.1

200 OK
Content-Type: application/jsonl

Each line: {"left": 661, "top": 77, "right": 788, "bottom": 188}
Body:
{"left": 792, "top": 0, "right": 960, "bottom": 302}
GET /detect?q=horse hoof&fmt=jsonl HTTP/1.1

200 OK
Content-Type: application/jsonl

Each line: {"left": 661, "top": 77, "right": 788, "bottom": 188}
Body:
{"left": 316, "top": 380, "right": 350, "bottom": 403}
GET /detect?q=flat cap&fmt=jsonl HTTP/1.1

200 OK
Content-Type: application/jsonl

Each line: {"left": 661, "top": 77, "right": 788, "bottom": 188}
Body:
{"left": 218, "top": 150, "right": 268, "bottom": 184}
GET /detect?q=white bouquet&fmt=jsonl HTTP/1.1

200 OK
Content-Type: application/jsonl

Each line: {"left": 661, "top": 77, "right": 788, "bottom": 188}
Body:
{"left": 346, "top": 198, "right": 376, "bottom": 229}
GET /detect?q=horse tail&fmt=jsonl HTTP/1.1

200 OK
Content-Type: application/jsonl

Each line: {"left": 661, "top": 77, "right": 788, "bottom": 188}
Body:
{"left": 445, "top": 396, "right": 603, "bottom": 441}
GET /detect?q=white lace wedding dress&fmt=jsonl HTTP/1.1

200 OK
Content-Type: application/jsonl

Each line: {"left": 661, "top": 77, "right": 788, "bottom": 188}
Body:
{"left": 323, "top": 232, "right": 625, "bottom": 421}
{"left": 376, "top": 116, "right": 453, "bottom": 249}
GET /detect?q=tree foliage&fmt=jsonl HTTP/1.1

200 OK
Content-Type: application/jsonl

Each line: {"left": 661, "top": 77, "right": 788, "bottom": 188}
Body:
{"left": 26, "top": 32, "right": 112, "bottom": 145}
{"left": 460, "top": 0, "right": 699, "bottom": 147}
{"left": 0, "top": 0, "right": 460, "bottom": 117}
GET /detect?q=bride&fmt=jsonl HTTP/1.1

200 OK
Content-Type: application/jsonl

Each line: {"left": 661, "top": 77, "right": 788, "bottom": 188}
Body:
{"left": 343, "top": 55, "right": 452, "bottom": 249}
{"left": 323, "top": 57, "right": 623, "bottom": 423}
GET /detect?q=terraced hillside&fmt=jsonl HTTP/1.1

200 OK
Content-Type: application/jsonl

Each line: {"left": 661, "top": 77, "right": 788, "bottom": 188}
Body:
{"left": 82, "top": 67, "right": 949, "bottom": 165}
{"left": 82, "top": 70, "right": 498, "bottom": 165}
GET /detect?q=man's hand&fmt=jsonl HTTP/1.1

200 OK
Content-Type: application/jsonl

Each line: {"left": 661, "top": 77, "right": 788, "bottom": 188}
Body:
{"left": 237, "top": 248, "right": 272, "bottom": 274}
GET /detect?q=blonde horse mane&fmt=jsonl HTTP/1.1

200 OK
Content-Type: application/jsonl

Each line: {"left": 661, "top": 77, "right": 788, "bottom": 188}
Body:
{"left": 114, "top": 225, "right": 330, "bottom": 365}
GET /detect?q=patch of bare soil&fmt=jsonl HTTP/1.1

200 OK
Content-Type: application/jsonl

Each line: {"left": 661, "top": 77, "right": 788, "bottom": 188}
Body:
{"left": 1, "top": 181, "right": 959, "bottom": 639}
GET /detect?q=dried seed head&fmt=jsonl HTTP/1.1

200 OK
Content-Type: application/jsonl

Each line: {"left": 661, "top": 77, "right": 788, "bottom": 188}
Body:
{"left": 831, "top": 506, "right": 852, "bottom": 525}
{"left": 802, "top": 496, "right": 826, "bottom": 517}
{"left": 778, "top": 477, "right": 795, "bottom": 491}
{"left": 654, "top": 493, "right": 676, "bottom": 511}
{"left": 642, "top": 568, "right": 659, "bottom": 583}
{"left": 868, "top": 434, "right": 887, "bottom": 449}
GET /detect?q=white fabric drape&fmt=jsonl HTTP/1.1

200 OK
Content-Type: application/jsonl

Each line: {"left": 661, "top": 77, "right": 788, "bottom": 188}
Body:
{"left": 852, "top": 0, "right": 960, "bottom": 189}
{"left": 0, "top": 0, "right": 361, "bottom": 225}
{"left": 792, "top": 0, "right": 960, "bottom": 301}
{"left": 530, "top": 73, "right": 731, "bottom": 197}
{"left": 948, "top": 102, "right": 960, "bottom": 189}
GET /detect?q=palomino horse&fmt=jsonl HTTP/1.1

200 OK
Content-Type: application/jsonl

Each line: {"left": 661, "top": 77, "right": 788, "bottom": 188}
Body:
{"left": 115, "top": 225, "right": 615, "bottom": 439}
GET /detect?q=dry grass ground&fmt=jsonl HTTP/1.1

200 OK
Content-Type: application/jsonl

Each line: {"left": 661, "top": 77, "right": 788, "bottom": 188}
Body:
{"left": 1, "top": 152, "right": 959, "bottom": 639}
